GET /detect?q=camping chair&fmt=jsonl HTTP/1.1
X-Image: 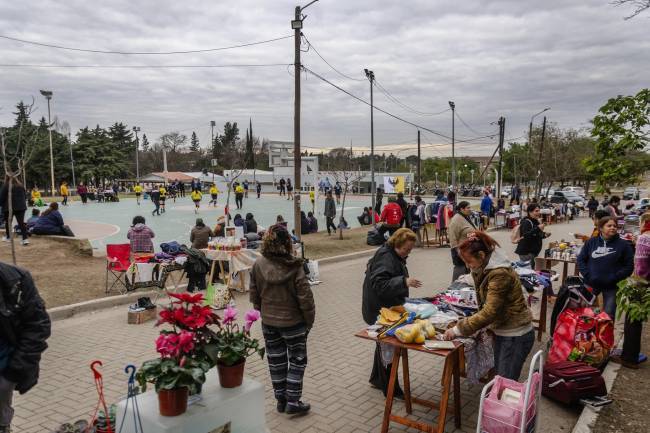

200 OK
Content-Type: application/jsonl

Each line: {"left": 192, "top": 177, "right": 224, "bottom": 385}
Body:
{"left": 106, "top": 243, "right": 132, "bottom": 294}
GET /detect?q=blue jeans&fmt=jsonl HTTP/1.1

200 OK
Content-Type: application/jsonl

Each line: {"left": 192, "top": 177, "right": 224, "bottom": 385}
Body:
{"left": 596, "top": 288, "right": 617, "bottom": 321}
{"left": 494, "top": 330, "right": 535, "bottom": 380}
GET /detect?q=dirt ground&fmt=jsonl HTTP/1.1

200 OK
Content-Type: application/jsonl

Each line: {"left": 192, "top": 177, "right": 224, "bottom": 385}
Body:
{"left": 0, "top": 237, "right": 110, "bottom": 308}
{"left": 593, "top": 324, "right": 650, "bottom": 433}
{"left": 301, "top": 226, "right": 376, "bottom": 259}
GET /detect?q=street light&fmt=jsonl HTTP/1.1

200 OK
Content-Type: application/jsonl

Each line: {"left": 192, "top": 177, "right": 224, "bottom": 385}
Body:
{"left": 471, "top": 169, "right": 475, "bottom": 185}
{"left": 365, "top": 67, "right": 376, "bottom": 225}
{"left": 528, "top": 107, "right": 550, "bottom": 146}
{"left": 133, "top": 126, "right": 141, "bottom": 183}
{"left": 435, "top": 172, "right": 438, "bottom": 187}
{"left": 40, "top": 90, "right": 55, "bottom": 197}
{"left": 529, "top": 107, "right": 550, "bottom": 198}
{"left": 449, "top": 101, "right": 456, "bottom": 191}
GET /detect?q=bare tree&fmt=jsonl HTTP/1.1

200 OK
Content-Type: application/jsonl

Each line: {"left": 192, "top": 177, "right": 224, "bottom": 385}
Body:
{"left": 612, "top": 0, "right": 650, "bottom": 19}
{"left": 0, "top": 101, "right": 41, "bottom": 264}
{"left": 324, "top": 145, "right": 363, "bottom": 240}
{"left": 221, "top": 141, "right": 246, "bottom": 224}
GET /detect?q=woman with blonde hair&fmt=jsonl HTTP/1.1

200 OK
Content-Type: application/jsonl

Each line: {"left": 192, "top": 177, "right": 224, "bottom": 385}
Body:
{"left": 362, "top": 228, "right": 422, "bottom": 396}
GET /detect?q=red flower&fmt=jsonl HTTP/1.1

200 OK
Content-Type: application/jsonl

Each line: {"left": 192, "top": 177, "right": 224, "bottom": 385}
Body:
{"left": 169, "top": 292, "right": 205, "bottom": 305}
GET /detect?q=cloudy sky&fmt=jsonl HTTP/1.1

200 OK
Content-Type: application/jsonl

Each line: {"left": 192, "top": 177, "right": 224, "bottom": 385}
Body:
{"left": 0, "top": 0, "right": 648, "bottom": 157}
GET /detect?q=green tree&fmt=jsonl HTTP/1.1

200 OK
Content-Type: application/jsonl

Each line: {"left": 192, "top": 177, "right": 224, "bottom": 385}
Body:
{"left": 141, "top": 134, "right": 150, "bottom": 151}
{"left": 585, "top": 89, "right": 650, "bottom": 191}
{"left": 190, "top": 131, "right": 200, "bottom": 152}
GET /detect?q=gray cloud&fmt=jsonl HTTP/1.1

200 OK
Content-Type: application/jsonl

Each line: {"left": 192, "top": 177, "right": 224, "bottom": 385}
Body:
{"left": 0, "top": 0, "right": 648, "bottom": 156}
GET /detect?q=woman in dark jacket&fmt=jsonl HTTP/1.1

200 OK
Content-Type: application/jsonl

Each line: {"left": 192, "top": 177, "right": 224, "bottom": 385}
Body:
{"left": 0, "top": 177, "right": 29, "bottom": 245}
{"left": 300, "top": 211, "right": 310, "bottom": 235}
{"left": 32, "top": 202, "right": 74, "bottom": 237}
{"left": 250, "top": 224, "right": 315, "bottom": 415}
{"left": 244, "top": 213, "right": 258, "bottom": 234}
{"left": 587, "top": 196, "right": 599, "bottom": 218}
{"left": 515, "top": 203, "right": 548, "bottom": 262}
{"left": 362, "top": 228, "right": 421, "bottom": 397}
{"left": 577, "top": 216, "right": 634, "bottom": 320}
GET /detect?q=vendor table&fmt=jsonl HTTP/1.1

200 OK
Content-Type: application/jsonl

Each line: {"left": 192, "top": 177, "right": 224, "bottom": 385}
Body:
{"left": 203, "top": 249, "right": 261, "bottom": 292}
{"left": 355, "top": 329, "right": 462, "bottom": 433}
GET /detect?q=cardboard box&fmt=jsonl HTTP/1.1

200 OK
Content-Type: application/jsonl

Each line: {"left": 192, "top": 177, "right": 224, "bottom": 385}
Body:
{"left": 127, "top": 307, "right": 157, "bottom": 325}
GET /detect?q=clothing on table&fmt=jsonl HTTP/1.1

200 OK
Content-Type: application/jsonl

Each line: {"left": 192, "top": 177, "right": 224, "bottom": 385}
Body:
{"left": 262, "top": 323, "right": 308, "bottom": 403}
{"left": 130, "top": 262, "right": 156, "bottom": 283}
{"left": 127, "top": 223, "right": 155, "bottom": 253}
{"left": 577, "top": 234, "right": 634, "bottom": 319}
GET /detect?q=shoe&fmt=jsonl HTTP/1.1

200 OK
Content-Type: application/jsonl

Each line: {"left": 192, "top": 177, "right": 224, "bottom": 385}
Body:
{"left": 0, "top": 425, "right": 10, "bottom": 433}
{"left": 276, "top": 399, "right": 287, "bottom": 413}
{"left": 610, "top": 355, "right": 639, "bottom": 369}
{"left": 21, "top": 239, "right": 29, "bottom": 246}
{"left": 1, "top": 237, "right": 9, "bottom": 242}
{"left": 286, "top": 401, "right": 310, "bottom": 415}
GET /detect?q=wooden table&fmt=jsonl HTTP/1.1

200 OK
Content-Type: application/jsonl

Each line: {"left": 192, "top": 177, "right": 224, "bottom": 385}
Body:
{"left": 355, "top": 330, "right": 462, "bottom": 433}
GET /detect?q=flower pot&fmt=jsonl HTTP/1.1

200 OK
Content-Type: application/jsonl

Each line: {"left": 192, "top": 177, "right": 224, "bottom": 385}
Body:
{"left": 217, "top": 359, "right": 246, "bottom": 388}
{"left": 158, "top": 387, "right": 189, "bottom": 416}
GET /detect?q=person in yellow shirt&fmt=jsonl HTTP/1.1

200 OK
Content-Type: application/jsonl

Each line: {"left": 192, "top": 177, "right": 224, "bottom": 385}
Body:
{"left": 191, "top": 190, "right": 202, "bottom": 214}
{"left": 31, "top": 187, "right": 44, "bottom": 207}
{"left": 134, "top": 184, "right": 143, "bottom": 205}
{"left": 159, "top": 185, "right": 167, "bottom": 213}
{"left": 235, "top": 184, "right": 244, "bottom": 209}
{"left": 60, "top": 182, "right": 69, "bottom": 206}
{"left": 309, "top": 189, "right": 315, "bottom": 213}
{"left": 209, "top": 184, "right": 220, "bottom": 207}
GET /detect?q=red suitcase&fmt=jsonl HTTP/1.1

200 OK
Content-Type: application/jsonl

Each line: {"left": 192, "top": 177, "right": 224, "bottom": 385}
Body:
{"left": 542, "top": 361, "right": 607, "bottom": 404}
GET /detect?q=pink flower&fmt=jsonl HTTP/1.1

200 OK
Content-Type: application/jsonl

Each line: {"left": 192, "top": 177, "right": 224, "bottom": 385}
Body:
{"left": 177, "top": 330, "right": 195, "bottom": 355}
{"left": 155, "top": 333, "right": 179, "bottom": 357}
{"left": 223, "top": 306, "right": 237, "bottom": 325}
{"left": 244, "top": 309, "right": 261, "bottom": 332}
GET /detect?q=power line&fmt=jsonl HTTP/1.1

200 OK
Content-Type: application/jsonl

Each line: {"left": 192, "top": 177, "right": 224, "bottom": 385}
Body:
{"left": 454, "top": 110, "right": 494, "bottom": 136}
{"left": 302, "top": 35, "right": 366, "bottom": 82}
{"left": 0, "top": 63, "right": 292, "bottom": 69}
{"left": 373, "top": 79, "right": 451, "bottom": 117}
{"left": 302, "top": 65, "right": 454, "bottom": 141}
{"left": 0, "top": 34, "right": 293, "bottom": 55}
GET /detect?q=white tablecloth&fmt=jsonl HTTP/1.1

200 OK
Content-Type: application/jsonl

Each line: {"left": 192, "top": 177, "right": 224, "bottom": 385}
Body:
{"left": 202, "top": 249, "right": 261, "bottom": 273}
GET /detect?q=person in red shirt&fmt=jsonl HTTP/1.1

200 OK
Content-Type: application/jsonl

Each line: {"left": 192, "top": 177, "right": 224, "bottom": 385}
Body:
{"left": 379, "top": 197, "right": 403, "bottom": 236}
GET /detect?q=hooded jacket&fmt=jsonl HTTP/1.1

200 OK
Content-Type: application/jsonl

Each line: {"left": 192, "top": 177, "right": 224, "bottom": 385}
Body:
{"left": 457, "top": 249, "right": 533, "bottom": 337}
{"left": 127, "top": 223, "right": 155, "bottom": 253}
{"left": 362, "top": 244, "right": 410, "bottom": 325}
{"left": 577, "top": 233, "right": 634, "bottom": 291}
{"left": 514, "top": 216, "right": 545, "bottom": 257}
{"left": 0, "top": 263, "right": 51, "bottom": 394}
{"left": 249, "top": 255, "right": 315, "bottom": 328}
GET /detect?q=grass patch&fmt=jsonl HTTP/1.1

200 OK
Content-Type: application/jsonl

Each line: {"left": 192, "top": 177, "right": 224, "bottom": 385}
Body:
{"left": 301, "top": 227, "right": 376, "bottom": 260}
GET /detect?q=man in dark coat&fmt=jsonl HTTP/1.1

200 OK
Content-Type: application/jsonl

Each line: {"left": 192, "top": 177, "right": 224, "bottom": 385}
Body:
{"left": 395, "top": 192, "right": 408, "bottom": 227}
{"left": 0, "top": 262, "right": 51, "bottom": 432}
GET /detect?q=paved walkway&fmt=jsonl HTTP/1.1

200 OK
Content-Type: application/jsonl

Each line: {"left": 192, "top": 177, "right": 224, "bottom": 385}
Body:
{"left": 12, "top": 218, "right": 592, "bottom": 432}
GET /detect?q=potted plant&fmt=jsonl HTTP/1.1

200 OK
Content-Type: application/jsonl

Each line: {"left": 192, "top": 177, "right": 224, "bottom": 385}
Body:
{"left": 616, "top": 275, "right": 650, "bottom": 321}
{"left": 136, "top": 292, "right": 220, "bottom": 416}
{"left": 206, "top": 306, "right": 265, "bottom": 388}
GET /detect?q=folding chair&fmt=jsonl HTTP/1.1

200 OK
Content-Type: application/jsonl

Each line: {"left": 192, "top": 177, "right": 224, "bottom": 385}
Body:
{"left": 106, "top": 243, "right": 132, "bottom": 294}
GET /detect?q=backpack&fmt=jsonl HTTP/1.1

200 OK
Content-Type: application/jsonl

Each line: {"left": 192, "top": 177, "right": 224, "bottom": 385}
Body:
{"left": 366, "top": 229, "right": 385, "bottom": 246}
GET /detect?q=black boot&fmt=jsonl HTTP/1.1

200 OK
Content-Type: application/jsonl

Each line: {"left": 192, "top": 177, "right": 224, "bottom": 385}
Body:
{"left": 286, "top": 401, "right": 311, "bottom": 415}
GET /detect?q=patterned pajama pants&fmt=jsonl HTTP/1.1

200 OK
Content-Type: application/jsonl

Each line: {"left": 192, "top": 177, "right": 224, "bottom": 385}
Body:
{"left": 262, "top": 323, "right": 308, "bottom": 403}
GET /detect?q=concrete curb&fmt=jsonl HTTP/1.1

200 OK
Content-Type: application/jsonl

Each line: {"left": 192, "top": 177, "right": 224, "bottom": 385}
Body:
{"left": 48, "top": 290, "right": 159, "bottom": 321}
{"left": 570, "top": 345, "right": 622, "bottom": 433}
{"left": 315, "top": 248, "right": 378, "bottom": 265}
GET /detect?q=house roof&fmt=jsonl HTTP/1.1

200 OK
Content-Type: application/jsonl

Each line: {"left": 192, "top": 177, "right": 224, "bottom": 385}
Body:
{"left": 150, "top": 171, "right": 195, "bottom": 182}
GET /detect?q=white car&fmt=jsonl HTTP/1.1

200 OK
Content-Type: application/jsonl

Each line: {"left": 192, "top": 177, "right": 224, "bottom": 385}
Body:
{"left": 562, "top": 186, "right": 585, "bottom": 199}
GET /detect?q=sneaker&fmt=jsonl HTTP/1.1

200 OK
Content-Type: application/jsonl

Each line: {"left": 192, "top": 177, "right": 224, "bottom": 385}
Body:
{"left": 21, "top": 239, "right": 29, "bottom": 246}
{"left": 276, "top": 399, "right": 287, "bottom": 413}
{"left": 2, "top": 237, "right": 9, "bottom": 242}
{"left": 286, "top": 401, "right": 311, "bottom": 415}
{"left": 0, "top": 424, "right": 11, "bottom": 433}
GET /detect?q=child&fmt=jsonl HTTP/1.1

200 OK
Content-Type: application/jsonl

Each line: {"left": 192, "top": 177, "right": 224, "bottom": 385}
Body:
{"left": 159, "top": 184, "right": 167, "bottom": 213}
{"left": 191, "top": 189, "right": 202, "bottom": 214}
{"left": 60, "top": 182, "right": 69, "bottom": 206}
{"left": 309, "top": 189, "right": 315, "bottom": 213}
{"left": 31, "top": 187, "right": 44, "bottom": 207}
{"left": 256, "top": 181, "right": 262, "bottom": 199}
{"left": 134, "top": 184, "right": 143, "bottom": 205}
{"left": 26, "top": 208, "right": 40, "bottom": 230}
{"left": 209, "top": 184, "right": 219, "bottom": 207}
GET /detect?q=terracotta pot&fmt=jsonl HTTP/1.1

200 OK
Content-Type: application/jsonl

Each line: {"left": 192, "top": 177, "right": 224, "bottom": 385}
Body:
{"left": 158, "top": 387, "right": 189, "bottom": 416}
{"left": 217, "top": 359, "right": 246, "bottom": 388}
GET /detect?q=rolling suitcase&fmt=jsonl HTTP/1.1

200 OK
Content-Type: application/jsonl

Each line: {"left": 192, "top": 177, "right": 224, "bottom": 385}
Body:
{"left": 542, "top": 361, "right": 606, "bottom": 404}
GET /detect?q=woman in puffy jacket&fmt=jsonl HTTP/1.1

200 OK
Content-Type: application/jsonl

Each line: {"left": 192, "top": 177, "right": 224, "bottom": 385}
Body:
{"left": 577, "top": 216, "right": 634, "bottom": 320}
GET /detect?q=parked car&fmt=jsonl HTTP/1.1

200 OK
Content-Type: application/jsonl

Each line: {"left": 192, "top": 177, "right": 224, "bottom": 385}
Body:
{"left": 623, "top": 187, "right": 641, "bottom": 200}
{"left": 544, "top": 188, "right": 555, "bottom": 199}
{"left": 562, "top": 186, "right": 585, "bottom": 198}
{"left": 550, "top": 191, "right": 584, "bottom": 207}
{"left": 501, "top": 185, "right": 512, "bottom": 198}
{"left": 634, "top": 198, "right": 650, "bottom": 213}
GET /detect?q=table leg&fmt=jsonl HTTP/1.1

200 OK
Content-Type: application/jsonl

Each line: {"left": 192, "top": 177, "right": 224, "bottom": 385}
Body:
{"left": 402, "top": 350, "right": 412, "bottom": 414}
{"left": 381, "top": 347, "right": 402, "bottom": 433}
{"left": 436, "top": 352, "right": 454, "bottom": 433}
{"left": 562, "top": 262, "right": 569, "bottom": 286}
{"left": 453, "top": 350, "right": 461, "bottom": 429}
{"left": 538, "top": 288, "right": 548, "bottom": 341}
{"left": 207, "top": 260, "right": 217, "bottom": 286}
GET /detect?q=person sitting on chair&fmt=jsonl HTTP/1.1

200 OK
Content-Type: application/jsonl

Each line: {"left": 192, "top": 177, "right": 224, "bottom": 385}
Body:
{"left": 31, "top": 202, "right": 75, "bottom": 237}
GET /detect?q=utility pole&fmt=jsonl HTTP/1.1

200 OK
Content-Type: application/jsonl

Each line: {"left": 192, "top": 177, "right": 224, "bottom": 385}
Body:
{"left": 133, "top": 126, "right": 140, "bottom": 183}
{"left": 68, "top": 132, "right": 76, "bottom": 188}
{"left": 449, "top": 101, "right": 456, "bottom": 191}
{"left": 365, "top": 68, "right": 376, "bottom": 225}
{"left": 40, "top": 90, "right": 55, "bottom": 196}
{"left": 417, "top": 130, "right": 421, "bottom": 192}
{"left": 529, "top": 107, "right": 550, "bottom": 198}
{"left": 536, "top": 116, "right": 547, "bottom": 199}
{"left": 497, "top": 116, "right": 505, "bottom": 199}
{"left": 210, "top": 120, "right": 216, "bottom": 152}
{"left": 291, "top": 1, "right": 318, "bottom": 239}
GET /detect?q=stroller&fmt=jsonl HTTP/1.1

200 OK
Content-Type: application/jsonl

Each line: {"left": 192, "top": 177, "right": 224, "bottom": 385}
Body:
{"left": 477, "top": 350, "right": 544, "bottom": 433}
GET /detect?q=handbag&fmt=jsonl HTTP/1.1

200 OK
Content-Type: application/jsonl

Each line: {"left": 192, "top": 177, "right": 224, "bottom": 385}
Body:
{"left": 205, "top": 283, "right": 232, "bottom": 309}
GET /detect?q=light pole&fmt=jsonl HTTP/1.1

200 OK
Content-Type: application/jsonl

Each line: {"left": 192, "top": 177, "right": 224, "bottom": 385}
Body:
{"left": 291, "top": 0, "right": 319, "bottom": 239}
{"left": 449, "top": 101, "right": 456, "bottom": 191}
{"left": 40, "top": 90, "right": 56, "bottom": 197}
{"left": 471, "top": 169, "right": 475, "bottom": 185}
{"left": 133, "top": 126, "right": 141, "bottom": 183}
{"left": 435, "top": 172, "right": 438, "bottom": 187}
{"left": 68, "top": 132, "right": 76, "bottom": 188}
{"left": 446, "top": 171, "right": 449, "bottom": 187}
{"left": 365, "top": 68, "right": 376, "bottom": 225}
{"left": 529, "top": 107, "right": 550, "bottom": 198}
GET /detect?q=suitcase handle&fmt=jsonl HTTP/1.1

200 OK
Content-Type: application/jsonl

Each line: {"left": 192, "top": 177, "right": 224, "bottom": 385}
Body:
{"left": 548, "top": 379, "right": 564, "bottom": 388}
